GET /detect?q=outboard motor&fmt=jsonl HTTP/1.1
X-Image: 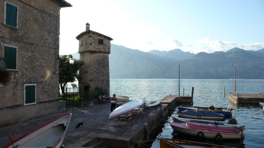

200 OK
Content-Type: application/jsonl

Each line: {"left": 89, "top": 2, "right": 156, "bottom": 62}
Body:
{"left": 227, "top": 106, "right": 235, "bottom": 111}
{"left": 228, "top": 118, "right": 237, "bottom": 124}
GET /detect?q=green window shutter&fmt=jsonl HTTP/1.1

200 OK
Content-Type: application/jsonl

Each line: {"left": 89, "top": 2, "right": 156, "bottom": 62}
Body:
{"left": 25, "top": 85, "right": 36, "bottom": 104}
{"left": 6, "top": 3, "right": 17, "bottom": 27}
{"left": 4, "top": 46, "right": 17, "bottom": 69}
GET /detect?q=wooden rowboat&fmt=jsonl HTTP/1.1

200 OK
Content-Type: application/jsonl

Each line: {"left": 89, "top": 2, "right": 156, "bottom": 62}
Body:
{"left": 170, "top": 122, "right": 242, "bottom": 140}
{"left": 4, "top": 113, "right": 72, "bottom": 148}
{"left": 178, "top": 105, "right": 233, "bottom": 117}
{"left": 177, "top": 109, "right": 225, "bottom": 121}
{"left": 159, "top": 137, "right": 229, "bottom": 148}
{"left": 172, "top": 117, "right": 245, "bottom": 131}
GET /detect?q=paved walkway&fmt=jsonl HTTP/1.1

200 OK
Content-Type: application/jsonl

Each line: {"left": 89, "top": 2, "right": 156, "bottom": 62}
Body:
{"left": 0, "top": 96, "right": 164, "bottom": 148}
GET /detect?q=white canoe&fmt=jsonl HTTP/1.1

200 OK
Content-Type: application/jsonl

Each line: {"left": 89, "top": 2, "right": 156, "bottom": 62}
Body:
{"left": 109, "top": 98, "right": 146, "bottom": 119}
{"left": 145, "top": 100, "right": 160, "bottom": 108}
{"left": 4, "top": 113, "right": 72, "bottom": 148}
{"left": 172, "top": 117, "right": 245, "bottom": 131}
{"left": 170, "top": 122, "right": 242, "bottom": 140}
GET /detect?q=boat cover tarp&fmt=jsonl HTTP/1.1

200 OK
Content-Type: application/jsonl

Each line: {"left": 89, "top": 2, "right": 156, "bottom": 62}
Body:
{"left": 178, "top": 109, "right": 224, "bottom": 117}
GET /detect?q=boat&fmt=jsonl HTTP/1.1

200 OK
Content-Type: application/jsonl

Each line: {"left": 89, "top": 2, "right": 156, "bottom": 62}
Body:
{"left": 170, "top": 121, "right": 242, "bottom": 140}
{"left": 109, "top": 98, "right": 146, "bottom": 119}
{"left": 172, "top": 117, "right": 245, "bottom": 131}
{"left": 145, "top": 100, "right": 160, "bottom": 108}
{"left": 178, "top": 109, "right": 225, "bottom": 121}
{"left": 159, "top": 137, "right": 229, "bottom": 148}
{"left": 260, "top": 102, "right": 264, "bottom": 110}
{"left": 4, "top": 113, "right": 72, "bottom": 148}
{"left": 178, "top": 105, "right": 233, "bottom": 116}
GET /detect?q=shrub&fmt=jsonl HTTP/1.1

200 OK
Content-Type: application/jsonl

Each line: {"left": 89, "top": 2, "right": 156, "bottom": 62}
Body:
{"left": 0, "top": 69, "right": 11, "bottom": 86}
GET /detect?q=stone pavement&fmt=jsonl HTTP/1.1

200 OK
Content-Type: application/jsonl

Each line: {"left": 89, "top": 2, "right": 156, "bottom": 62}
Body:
{"left": 0, "top": 96, "right": 165, "bottom": 148}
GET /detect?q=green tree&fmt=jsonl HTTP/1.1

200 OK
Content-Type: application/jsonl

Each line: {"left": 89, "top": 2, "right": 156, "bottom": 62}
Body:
{"left": 59, "top": 55, "right": 85, "bottom": 94}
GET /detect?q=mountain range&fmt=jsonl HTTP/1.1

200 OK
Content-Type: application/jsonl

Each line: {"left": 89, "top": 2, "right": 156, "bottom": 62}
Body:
{"left": 71, "top": 44, "right": 264, "bottom": 79}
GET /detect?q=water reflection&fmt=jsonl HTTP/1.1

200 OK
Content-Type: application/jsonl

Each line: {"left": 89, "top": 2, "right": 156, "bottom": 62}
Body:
{"left": 110, "top": 79, "right": 264, "bottom": 148}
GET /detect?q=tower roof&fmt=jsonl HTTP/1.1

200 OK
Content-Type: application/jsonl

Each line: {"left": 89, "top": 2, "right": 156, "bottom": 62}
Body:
{"left": 76, "top": 30, "right": 113, "bottom": 41}
{"left": 54, "top": 0, "right": 72, "bottom": 7}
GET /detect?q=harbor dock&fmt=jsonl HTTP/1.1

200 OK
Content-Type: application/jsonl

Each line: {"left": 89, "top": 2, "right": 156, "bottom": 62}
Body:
{"left": 229, "top": 93, "right": 264, "bottom": 104}
{"left": 0, "top": 95, "right": 192, "bottom": 148}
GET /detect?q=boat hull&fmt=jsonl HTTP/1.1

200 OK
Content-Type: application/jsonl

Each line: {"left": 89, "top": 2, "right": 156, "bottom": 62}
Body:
{"left": 173, "top": 117, "right": 245, "bottom": 131}
{"left": 159, "top": 137, "right": 229, "bottom": 148}
{"left": 109, "top": 98, "right": 146, "bottom": 119}
{"left": 177, "top": 110, "right": 225, "bottom": 121}
{"left": 170, "top": 122, "right": 242, "bottom": 140}
{"left": 4, "top": 113, "right": 72, "bottom": 148}
{"left": 178, "top": 105, "right": 232, "bottom": 116}
{"left": 145, "top": 100, "right": 160, "bottom": 108}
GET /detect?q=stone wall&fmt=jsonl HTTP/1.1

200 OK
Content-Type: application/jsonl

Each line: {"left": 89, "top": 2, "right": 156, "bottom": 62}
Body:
{"left": 79, "top": 32, "right": 111, "bottom": 54}
{"left": 79, "top": 52, "right": 110, "bottom": 92}
{"left": 78, "top": 31, "right": 111, "bottom": 93}
{"left": 0, "top": 0, "right": 62, "bottom": 127}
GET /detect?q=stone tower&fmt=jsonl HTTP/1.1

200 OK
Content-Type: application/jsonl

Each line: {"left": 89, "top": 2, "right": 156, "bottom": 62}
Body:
{"left": 76, "top": 23, "right": 113, "bottom": 94}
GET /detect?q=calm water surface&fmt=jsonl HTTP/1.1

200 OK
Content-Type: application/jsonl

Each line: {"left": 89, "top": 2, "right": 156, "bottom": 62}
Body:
{"left": 110, "top": 79, "right": 264, "bottom": 148}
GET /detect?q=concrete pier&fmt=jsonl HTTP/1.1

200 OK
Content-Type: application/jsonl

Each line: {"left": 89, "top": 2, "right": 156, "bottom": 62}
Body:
{"left": 229, "top": 93, "right": 264, "bottom": 104}
{"left": 0, "top": 95, "right": 192, "bottom": 148}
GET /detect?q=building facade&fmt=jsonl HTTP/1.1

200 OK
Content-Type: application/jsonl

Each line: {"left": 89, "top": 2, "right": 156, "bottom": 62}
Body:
{"left": 76, "top": 23, "right": 112, "bottom": 95}
{"left": 0, "top": 0, "right": 71, "bottom": 127}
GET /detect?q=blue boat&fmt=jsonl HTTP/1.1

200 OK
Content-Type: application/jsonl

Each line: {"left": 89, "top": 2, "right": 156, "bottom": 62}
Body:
{"left": 177, "top": 109, "right": 225, "bottom": 121}
{"left": 178, "top": 105, "right": 233, "bottom": 117}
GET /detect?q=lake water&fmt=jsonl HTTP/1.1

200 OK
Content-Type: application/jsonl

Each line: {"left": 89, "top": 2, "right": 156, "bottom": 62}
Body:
{"left": 110, "top": 79, "right": 264, "bottom": 148}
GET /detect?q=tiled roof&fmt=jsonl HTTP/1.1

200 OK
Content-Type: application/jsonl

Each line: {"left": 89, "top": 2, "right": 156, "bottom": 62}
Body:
{"left": 76, "top": 30, "right": 113, "bottom": 41}
{"left": 54, "top": 0, "right": 72, "bottom": 7}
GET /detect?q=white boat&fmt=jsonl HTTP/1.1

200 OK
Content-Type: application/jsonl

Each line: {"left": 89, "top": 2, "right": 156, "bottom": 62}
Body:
{"left": 172, "top": 117, "right": 245, "bottom": 131}
{"left": 260, "top": 102, "right": 264, "bottom": 110}
{"left": 170, "top": 122, "right": 242, "bottom": 140}
{"left": 4, "top": 113, "right": 72, "bottom": 148}
{"left": 145, "top": 100, "right": 160, "bottom": 108}
{"left": 109, "top": 98, "right": 146, "bottom": 119}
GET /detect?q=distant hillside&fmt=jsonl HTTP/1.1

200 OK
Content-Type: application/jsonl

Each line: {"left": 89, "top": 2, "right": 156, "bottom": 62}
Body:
{"left": 178, "top": 49, "right": 264, "bottom": 79}
{"left": 247, "top": 48, "right": 264, "bottom": 58}
{"left": 70, "top": 44, "right": 264, "bottom": 79}
{"left": 148, "top": 49, "right": 194, "bottom": 63}
{"left": 109, "top": 44, "right": 169, "bottom": 78}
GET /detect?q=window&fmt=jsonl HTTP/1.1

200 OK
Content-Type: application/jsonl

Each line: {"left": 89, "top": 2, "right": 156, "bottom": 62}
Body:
{"left": 4, "top": 46, "right": 17, "bottom": 69}
{"left": 5, "top": 2, "right": 18, "bottom": 28}
{"left": 80, "top": 40, "right": 83, "bottom": 46}
{"left": 98, "top": 39, "right": 103, "bottom": 45}
{"left": 24, "top": 84, "right": 36, "bottom": 105}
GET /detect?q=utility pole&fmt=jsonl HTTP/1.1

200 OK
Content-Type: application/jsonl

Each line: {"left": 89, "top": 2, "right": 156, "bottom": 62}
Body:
{"left": 178, "top": 62, "right": 180, "bottom": 96}
{"left": 234, "top": 64, "right": 236, "bottom": 95}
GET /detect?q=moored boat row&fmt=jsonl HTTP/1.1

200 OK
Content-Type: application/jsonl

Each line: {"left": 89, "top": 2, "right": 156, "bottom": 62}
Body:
{"left": 160, "top": 104, "right": 245, "bottom": 148}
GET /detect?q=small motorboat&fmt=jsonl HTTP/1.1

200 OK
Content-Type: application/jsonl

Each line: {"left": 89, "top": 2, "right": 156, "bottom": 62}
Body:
{"left": 172, "top": 117, "right": 245, "bottom": 131}
{"left": 177, "top": 109, "right": 225, "bottom": 121}
{"left": 178, "top": 105, "right": 233, "bottom": 117}
{"left": 145, "top": 100, "right": 160, "bottom": 108}
{"left": 159, "top": 137, "right": 229, "bottom": 148}
{"left": 4, "top": 113, "right": 72, "bottom": 148}
{"left": 260, "top": 102, "right": 264, "bottom": 110}
{"left": 170, "top": 121, "right": 242, "bottom": 140}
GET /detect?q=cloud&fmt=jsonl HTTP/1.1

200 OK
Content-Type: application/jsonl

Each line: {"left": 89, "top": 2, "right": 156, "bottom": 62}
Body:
{"left": 192, "top": 37, "right": 264, "bottom": 53}
{"left": 173, "top": 40, "right": 183, "bottom": 47}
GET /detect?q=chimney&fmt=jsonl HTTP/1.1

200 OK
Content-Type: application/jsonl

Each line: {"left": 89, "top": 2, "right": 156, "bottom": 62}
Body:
{"left": 86, "top": 22, "right": 90, "bottom": 31}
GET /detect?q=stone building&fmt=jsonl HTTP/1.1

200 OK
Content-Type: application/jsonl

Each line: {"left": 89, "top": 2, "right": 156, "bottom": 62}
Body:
{"left": 0, "top": 0, "right": 71, "bottom": 127}
{"left": 76, "top": 23, "right": 113, "bottom": 95}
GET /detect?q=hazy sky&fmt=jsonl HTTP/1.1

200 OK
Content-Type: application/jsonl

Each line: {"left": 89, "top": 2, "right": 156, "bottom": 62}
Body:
{"left": 60, "top": 0, "right": 264, "bottom": 55}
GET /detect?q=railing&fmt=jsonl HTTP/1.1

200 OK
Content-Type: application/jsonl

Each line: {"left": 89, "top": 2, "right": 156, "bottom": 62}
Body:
{"left": 0, "top": 57, "right": 6, "bottom": 70}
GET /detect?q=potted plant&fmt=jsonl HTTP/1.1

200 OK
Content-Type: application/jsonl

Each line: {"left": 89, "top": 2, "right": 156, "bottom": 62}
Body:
{"left": 0, "top": 69, "right": 11, "bottom": 86}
